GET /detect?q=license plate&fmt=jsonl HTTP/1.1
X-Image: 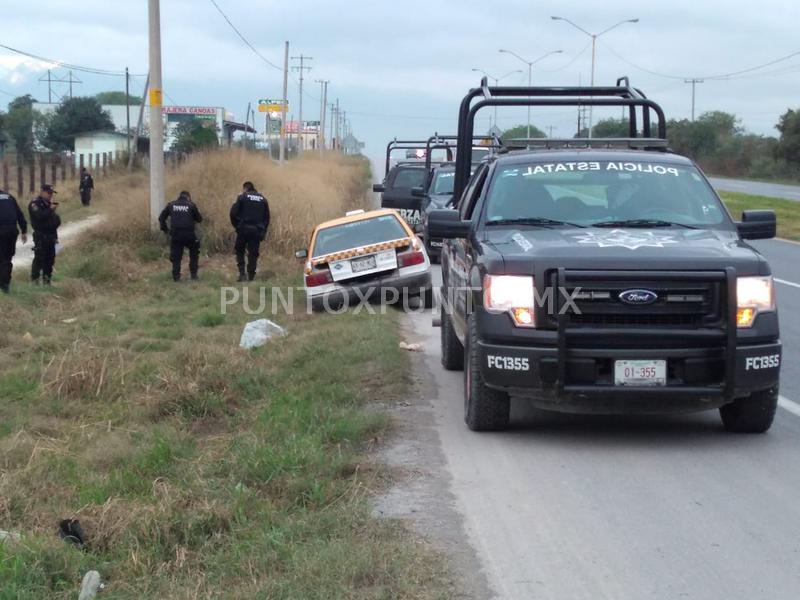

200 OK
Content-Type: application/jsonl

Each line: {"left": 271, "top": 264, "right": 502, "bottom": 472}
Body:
{"left": 614, "top": 360, "right": 666, "bottom": 386}
{"left": 351, "top": 256, "right": 377, "bottom": 273}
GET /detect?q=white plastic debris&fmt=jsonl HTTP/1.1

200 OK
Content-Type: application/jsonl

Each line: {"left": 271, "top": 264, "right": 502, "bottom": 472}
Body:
{"left": 0, "top": 530, "right": 21, "bottom": 544}
{"left": 399, "top": 341, "right": 423, "bottom": 352}
{"left": 62, "top": 318, "right": 78, "bottom": 324}
{"left": 239, "top": 319, "right": 287, "bottom": 349}
{"left": 78, "top": 571, "right": 103, "bottom": 600}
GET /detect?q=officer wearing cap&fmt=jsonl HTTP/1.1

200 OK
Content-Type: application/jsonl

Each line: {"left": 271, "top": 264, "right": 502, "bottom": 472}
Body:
{"left": 229, "top": 181, "right": 270, "bottom": 282}
{"left": 79, "top": 167, "right": 94, "bottom": 206}
{"left": 28, "top": 184, "right": 61, "bottom": 286}
{"left": 0, "top": 188, "right": 27, "bottom": 293}
{"left": 158, "top": 190, "right": 203, "bottom": 282}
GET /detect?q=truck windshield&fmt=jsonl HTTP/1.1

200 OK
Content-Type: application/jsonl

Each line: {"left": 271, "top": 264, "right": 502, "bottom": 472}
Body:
{"left": 391, "top": 168, "right": 427, "bottom": 189}
{"left": 432, "top": 170, "right": 456, "bottom": 195}
{"left": 483, "top": 161, "right": 729, "bottom": 228}
{"left": 313, "top": 215, "right": 407, "bottom": 257}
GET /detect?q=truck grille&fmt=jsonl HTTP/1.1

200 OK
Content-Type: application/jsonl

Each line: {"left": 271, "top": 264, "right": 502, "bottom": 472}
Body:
{"left": 547, "top": 270, "right": 726, "bottom": 329}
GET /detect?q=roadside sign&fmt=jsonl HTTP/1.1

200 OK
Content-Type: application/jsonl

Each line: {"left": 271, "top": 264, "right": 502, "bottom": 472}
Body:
{"left": 258, "top": 99, "right": 288, "bottom": 113}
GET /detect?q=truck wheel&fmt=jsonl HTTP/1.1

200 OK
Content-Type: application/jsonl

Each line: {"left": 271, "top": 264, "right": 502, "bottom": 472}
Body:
{"left": 464, "top": 315, "right": 510, "bottom": 431}
{"left": 441, "top": 301, "right": 464, "bottom": 371}
{"left": 719, "top": 387, "right": 778, "bottom": 433}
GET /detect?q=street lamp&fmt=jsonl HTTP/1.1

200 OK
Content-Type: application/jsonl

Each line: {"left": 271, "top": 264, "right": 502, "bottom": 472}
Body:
{"left": 471, "top": 68, "right": 523, "bottom": 128}
{"left": 551, "top": 16, "right": 639, "bottom": 137}
{"left": 498, "top": 48, "right": 563, "bottom": 139}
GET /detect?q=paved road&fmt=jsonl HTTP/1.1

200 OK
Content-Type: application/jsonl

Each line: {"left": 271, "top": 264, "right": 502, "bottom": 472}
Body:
{"left": 709, "top": 177, "right": 800, "bottom": 201}
{"left": 407, "top": 252, "right": 800, "bottom": 600}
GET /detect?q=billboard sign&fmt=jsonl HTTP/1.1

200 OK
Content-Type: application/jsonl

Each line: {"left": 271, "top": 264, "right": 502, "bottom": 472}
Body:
{"left": 258, "top": 99, "right": 288, "bottom": 113}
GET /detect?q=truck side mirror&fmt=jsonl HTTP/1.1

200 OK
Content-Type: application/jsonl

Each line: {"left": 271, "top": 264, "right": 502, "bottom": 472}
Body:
{"left": 427, "top": 209, "right": 470, "bottom": 239}
{"left": 372, "top": 183, "right": 385, "bottom": 193}
{"left": 411, "top": 187, "right": 425, "bottom": 198}
{"left": 737, "top": 210, "right": 776, "bottom": 240}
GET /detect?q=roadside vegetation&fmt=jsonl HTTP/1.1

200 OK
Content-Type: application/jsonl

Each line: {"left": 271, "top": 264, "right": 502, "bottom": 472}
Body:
{"left": 721, "top": 190, "right": 800, "bottom": 241}
{"left": 0, "top": 151, "right": 452, "bottom": 598}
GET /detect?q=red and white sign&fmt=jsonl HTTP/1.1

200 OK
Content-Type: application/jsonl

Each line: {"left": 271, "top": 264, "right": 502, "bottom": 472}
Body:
{"left": 162, "top": 106, "right": 219, "bottom": 115}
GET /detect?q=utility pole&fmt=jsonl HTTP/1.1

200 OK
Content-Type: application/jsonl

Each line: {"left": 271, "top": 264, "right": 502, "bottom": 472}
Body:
{"left": 684, "top": 78, "right": 704, "bottom": 121}
{"left": 291, "top": 54, "right": 313, "bottom": 152}
{"left": 334, "top": 98, "right": 340, "bottom": 151}
{"left": 125, "top": 67, "right": 131, "bottom": 157}
{"left": 41, "top": 70, "right": 53, "bottom": 103}
{"left": 279, "top": 41, "right": 289, "bottom": 164}
{"left": 329, "top": 102, "right": 336, "bottom": 150}
{"left": 148, "top": 0, "right": 165, "bottom": 231}
{"left": 315, "top": 79, "right": 329, "bottom": 153}
{"left": 128, "top": 72, "right": 149, "bottom": 171}
{"left": 547, "top": 125, "right": 556, "bottom": 138}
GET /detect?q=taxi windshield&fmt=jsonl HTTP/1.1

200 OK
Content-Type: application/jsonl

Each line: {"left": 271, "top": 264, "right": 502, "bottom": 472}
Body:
{"left": 313, "top": 215, "right": 407, "bottom": 257}
{"left": 483, "top": 160, "right": 730, "bottom": 228}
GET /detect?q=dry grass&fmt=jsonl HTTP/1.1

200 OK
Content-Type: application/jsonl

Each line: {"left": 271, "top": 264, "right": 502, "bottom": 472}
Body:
{"left": 88, "top": 150, "right": 371, "bottom": 255}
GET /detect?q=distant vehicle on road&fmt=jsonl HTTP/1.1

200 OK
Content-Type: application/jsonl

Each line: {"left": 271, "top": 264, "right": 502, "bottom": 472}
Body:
{"left": 429, "top": 77, "right": 782, "bottom": 433}
{"left": 297, "top": 208, "right": 431, "bottom": 311}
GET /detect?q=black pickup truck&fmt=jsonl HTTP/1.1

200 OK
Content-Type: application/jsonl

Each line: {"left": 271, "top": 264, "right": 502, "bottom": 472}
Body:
{"left": 428, "top": 79, "right": 781, "bottom": 433}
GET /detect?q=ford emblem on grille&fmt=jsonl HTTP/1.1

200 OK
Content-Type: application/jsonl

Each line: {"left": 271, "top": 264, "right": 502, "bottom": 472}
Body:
{"left": 618, "top": 289, "right": 658, "bottom": 305}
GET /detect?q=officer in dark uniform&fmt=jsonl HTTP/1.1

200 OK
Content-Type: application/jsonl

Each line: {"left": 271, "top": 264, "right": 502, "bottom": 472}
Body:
{"left": 0, "top": 189, "right": 27, "bottom": 293}
{"left": 229, "top": 181, "right": 270, "bottom": 282}
{"left": 28, "top": 184, "right": 61, "bottom": 286}
{"left": 79, "top": 167, "right": 94, "bottom": 206}
{"left": 158, "top": 191, "right": 203, "bottom": 282}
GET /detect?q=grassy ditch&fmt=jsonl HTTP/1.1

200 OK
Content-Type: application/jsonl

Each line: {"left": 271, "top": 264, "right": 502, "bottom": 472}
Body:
{"left": 0, "top": 152, "right": 452, "bottom": 599}
{"left": 721, "top": 191, "right": 800, "bottom": 242}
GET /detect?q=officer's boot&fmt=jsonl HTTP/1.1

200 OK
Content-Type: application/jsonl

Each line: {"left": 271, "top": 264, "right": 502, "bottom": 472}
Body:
{"left": 237, "top": 266, "right": 247, "bottom": 282}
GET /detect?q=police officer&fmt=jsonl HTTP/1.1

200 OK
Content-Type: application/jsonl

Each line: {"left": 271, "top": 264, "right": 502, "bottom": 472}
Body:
{"left": 158, "top": 191, "right": 203, "bottom": 282}
{"left": 0, "top": 189, "right": 27, "bottom": 294}
{"left": 229, "top": 181, "right": 270, "bottom": 282}
{"left": 79, "top": 167, "right": 94, "bottom": 206}
{"left": 28, "top": 184, "right": 61, "bottom": 286}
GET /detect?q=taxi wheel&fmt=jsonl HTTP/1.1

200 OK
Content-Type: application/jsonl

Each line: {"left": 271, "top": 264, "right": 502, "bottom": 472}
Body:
{"left": 441, "top": 302, "right": 464, "bottom": 371}
{"left": 720, "top": 387, "right": 778, "bottom": 433}
{"left": 464, "top": 315, "right": 510, "bottom": 431}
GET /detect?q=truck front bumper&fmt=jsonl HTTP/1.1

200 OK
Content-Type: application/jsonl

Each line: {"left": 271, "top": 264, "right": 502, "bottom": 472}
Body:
{"left": 477, "top": 339, "right": 781, "bottom": 414}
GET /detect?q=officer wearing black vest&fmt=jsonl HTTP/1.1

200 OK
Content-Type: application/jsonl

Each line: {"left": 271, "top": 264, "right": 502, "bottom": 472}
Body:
{"left": 158, "top": 191, "right": 203, "bottom": 282}
{"left": 229, "top": 181, "right": 270, "bottom": 282}
{"left": 79, "top": 167, "right": 94, "bottom": 206}
{"left": 28, "top": 184, "right": 61, "bottom": 286}
{"left": 0, "top": 189, "right": 28, "bottom": 293}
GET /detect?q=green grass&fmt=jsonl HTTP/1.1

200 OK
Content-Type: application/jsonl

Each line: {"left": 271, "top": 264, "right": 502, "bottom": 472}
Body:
{"left": 0, "top": 248, "right": 451, "bottom": 598}
{"left": 720, "top": 191, "right": 800, "bottom": 241}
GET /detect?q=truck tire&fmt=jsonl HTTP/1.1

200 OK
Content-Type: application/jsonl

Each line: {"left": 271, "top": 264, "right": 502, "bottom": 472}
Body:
{"left": 464, "top": 315, "right": 510, "bottom": 431}
{"left": 441, "top": 300, "right": 464, "bottom": 371}
{"left": 719, "top": 387, "right": 778, "bottom": 433}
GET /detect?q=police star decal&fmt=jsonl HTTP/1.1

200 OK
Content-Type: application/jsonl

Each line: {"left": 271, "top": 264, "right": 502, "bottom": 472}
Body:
{"left": 573, "top": 229, "right": 678, "bottom": 250}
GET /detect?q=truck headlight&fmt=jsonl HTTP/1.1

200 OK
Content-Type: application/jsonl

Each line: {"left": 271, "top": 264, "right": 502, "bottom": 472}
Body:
{"left": 736, "top": 275, "right": 775, "bottom": 328}
{"left": 484, "top": 275, "right": 535, "bottom": 327}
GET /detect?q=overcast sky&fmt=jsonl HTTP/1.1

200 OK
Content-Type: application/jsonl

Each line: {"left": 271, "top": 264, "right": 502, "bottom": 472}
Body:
{"left": 3, "top": 0, "right": 799, "bottom": 171}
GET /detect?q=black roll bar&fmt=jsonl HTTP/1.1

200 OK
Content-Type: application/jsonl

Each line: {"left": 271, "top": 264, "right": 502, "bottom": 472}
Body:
{"left": 452, "top": 78, "right": 668, "bottom": 200}
{"left": 385, "top": 139, "right": 429, "bottom": 177}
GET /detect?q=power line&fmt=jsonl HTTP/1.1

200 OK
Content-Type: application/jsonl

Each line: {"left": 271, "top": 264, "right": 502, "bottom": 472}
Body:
{"left": 208, "top": 0, "right": 283, "bottom": 71}
{"left": 0, "top": 42, "right": 141, "bottom": 76}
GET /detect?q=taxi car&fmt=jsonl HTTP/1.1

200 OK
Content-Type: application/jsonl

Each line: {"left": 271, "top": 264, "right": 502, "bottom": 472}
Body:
{"left": 297, "top": 208, "right": 432, "bottom": 311}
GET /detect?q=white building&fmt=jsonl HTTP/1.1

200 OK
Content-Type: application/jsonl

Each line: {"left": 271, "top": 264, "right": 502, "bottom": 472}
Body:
{"left": 73, "top": 131, "right": 130, "bottom": 167}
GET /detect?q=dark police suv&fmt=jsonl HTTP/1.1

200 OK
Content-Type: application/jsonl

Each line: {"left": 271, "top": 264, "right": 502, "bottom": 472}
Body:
{"left": 428, "top": 78, "right": 781, "bottom": 433}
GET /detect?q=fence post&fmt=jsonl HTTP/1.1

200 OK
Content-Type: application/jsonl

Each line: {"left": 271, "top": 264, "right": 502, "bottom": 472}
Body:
{"left": 17, "top": 162, "right": 23, "bottom": 197}
{"left": 102, "top": 153, "right": 107, "bottom": 176}
{"left": 109, "top": 152, "right": 114, "bottom": 171}
{"left": 88, "top": 154, "right": 92, "bottom": 175}
{"left": 61, "top": 156, "right": 66, "bottom": 183}
{"left": 50, "top": 155, "right": 57, "bottom": 185}
{"left": 2, "top": 159, "right": 8, "bottom": 192}
{"left": 79, "top": 154, "right": 84, "bottom": 175}
{"left": 95, "top": 153, "right": 100, "bottom": 173}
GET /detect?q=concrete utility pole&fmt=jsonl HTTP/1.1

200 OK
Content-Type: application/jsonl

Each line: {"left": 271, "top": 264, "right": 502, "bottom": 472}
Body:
{"left": 125, "top": 67, "right": 131, "bottom": 157}
{"left": 291, "top": 54, "right": 313, "bottom": 151}
{"left": 329, "top": 102, "right": 336, "bottom": 150}
{"left": 148, "top": 0, "right": 165, "bottom": 231}
{"left": 334, "top": 98, "right": 340, "bottom": 150}
{"left": 279, "top": 41, "right": 289, "bottom": 164}
{"left": 129, "top": 72, "right": 149, "bottom": 172}
{"left": 685, "top": 78, "right": 704, "bottom": 121}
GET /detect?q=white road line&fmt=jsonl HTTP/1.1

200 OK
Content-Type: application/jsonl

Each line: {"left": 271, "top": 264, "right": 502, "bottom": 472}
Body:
{"left": 775, "top": 277, "right": 800, "bottom": 289}
{"left": 779, "top": 395, "right": 800, "bottom": 418}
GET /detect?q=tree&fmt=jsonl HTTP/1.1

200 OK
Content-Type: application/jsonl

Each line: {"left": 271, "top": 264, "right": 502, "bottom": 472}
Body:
{"left": 590, "top": 118, "right": 631, "bottom": 138}
{"left": 170, "top": 120, "right": 218, "bottom": 153}
{"left": 95, "top": 91, "right": 143, "bottom": 106}
{"left": 5, "top": 94, "right": 38, "bottom": 158}
{"left": 499, "top": 123, "right": 546, "bottom": 141}
{"left": 776, "top": 109, "right": 800, "bottom": 167}
{"left": 41, "top": 97, "right": 114, "bottom": 152}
